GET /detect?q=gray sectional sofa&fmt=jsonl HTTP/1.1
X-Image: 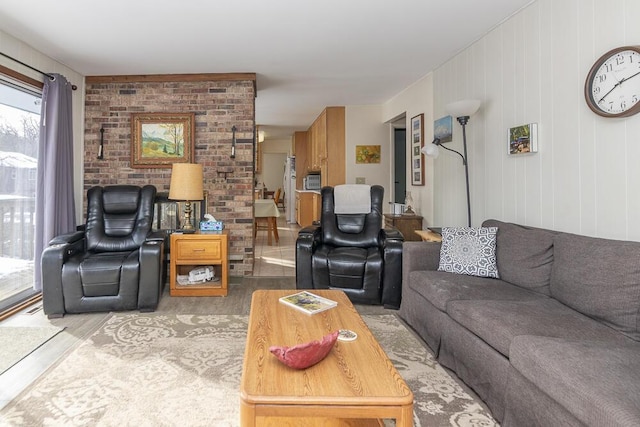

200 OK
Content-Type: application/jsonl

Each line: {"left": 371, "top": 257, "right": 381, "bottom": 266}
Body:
{"left": 399, "top": 219, "right": 640, "bottom": 426}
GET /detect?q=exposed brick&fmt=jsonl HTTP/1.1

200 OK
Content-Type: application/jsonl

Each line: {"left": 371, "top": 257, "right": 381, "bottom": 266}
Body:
{"left": 84, "top": 76, "right": 256, "bottom": 276}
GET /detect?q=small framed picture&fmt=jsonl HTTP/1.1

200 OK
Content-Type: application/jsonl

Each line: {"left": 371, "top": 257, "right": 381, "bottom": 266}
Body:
{"left": 410, "top": 113, "right": 424, "bottom": 186}
{"left": 508, "top": 123, "right": 538, "bottom": 155}
{"left": 355, "top": 145, "right": 381, "bottom": 164}
{"left": 434, "top": 115, "right": 453, "bottom": 143}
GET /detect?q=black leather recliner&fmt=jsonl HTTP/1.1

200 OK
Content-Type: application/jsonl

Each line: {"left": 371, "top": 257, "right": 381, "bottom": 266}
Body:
{"left": 41, "top": 185, "right": 165, "bottom": 318}
{"left": 295, "top": 185, "right": 404, "bottom": 309}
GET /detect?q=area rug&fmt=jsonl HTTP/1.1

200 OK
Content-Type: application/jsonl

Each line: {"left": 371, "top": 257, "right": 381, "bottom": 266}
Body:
{"left": 0, "top": 314, "right": 497, "bottom": 426}
{"left": 0, "top": 325, "right": 63, "bottom": 375}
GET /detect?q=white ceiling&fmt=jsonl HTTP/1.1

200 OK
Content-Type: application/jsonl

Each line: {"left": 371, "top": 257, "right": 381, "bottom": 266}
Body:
{"left": 0, "top": 0, "right": 532, "bottom": 140}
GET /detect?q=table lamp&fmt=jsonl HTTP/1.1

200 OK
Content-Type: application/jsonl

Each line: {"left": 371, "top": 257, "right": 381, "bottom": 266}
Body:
{"left": 169, "top": 163, "right": 204, "bottom": 231}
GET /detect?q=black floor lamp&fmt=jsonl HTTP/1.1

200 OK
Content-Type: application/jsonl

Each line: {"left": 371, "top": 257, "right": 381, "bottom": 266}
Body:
{"left": 422, "top": 99, "right": 481, "bottom": 227}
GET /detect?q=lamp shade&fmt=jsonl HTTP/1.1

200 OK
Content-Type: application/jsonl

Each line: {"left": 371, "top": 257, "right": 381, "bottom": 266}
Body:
{"left": 421, "top": 143, "right": 440, "bottom": 158}
{"left": 446, "top": 99, "right": 481, "bottom": 118}
{"left": 169, "top": 163, "right": 204, "bottom": 201}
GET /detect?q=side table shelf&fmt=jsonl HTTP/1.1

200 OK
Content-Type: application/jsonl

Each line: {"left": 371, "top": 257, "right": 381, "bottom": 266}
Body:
{"left": 169, "top": 230, "right": 229, "bottom": 297}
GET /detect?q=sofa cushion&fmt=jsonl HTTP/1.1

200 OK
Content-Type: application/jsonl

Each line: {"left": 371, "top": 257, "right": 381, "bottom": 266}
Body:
{"left": 482, "top": 219, "right": 554, "bottom": 295}
{"left": 438, "top": 227, "right": 499, "bottom": 278}
{"left": 550, "top": 233, "right": 640, "bottom": 341}
{"left": 407, "top": 270, "right": 545, "bottom": 312}
{"left": 446, "top": 298, "right": 630, "bottom": 357}
{"left": 510, "top": 336, "right": 640, "bottom": 426}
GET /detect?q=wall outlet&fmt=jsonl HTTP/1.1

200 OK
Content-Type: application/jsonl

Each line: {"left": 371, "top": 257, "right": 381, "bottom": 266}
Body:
{"left": 355, "top": 177, "right": 365, "bottom": 184}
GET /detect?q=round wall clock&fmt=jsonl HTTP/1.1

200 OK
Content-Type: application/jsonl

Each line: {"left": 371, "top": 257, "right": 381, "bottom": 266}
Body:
{"left": 584, "top": 45, "right": 640, "bottom": 118}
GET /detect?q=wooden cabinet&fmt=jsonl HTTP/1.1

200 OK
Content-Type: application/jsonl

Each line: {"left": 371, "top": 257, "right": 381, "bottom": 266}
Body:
{"left": 170, "top": 231, "right": 228, "bottom": 296}
{"left": 292, "top": 131, "right": 308, "bottom": 190}
{"left": 384, "top": 214, "right": 423, "bottom": 242}
{"left": 296, "top": 191, "right": 321, "bottom": 227}
{"left": 305, "top": 107, "right": 345, "bottom": 187}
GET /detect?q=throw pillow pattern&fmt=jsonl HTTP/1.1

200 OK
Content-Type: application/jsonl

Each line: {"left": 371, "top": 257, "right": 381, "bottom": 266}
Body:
{"left": 438, "top": 227, "right": 499, "bottom": 278}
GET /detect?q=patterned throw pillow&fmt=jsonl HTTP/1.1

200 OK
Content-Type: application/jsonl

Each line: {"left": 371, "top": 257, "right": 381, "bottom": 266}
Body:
{"left": 438, "top": 227, "right": 499, "bottom": 278}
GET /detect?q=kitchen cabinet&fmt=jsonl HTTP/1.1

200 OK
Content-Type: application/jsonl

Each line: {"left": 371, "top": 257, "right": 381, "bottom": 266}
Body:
{"left": 306, "top": 107, "right": 345, "bottom": 187}
{"left": 296, "top": 191, "right": 321, "bottom": 227}
{"left": 292, "top": 131, "right": 308, "bottom": 190}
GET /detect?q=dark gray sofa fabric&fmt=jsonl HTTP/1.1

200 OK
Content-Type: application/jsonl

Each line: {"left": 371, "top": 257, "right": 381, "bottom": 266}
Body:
{"left": 482, "top": 219, "right": 555, "bottom": 295}
{"left": 447, "top": 298, "right": 630, "bottom": 357}
{"left": 503, "top": 364, "right": 584, "bottom": 427}
{"left": 399, "top": 219, "right": 640, "bottom": 425}
{"left": 437, "top": 314, "right": 512, "bottom": 422}
{"left": 407, "top": 270, "right": 546, "bottom": 312}
{"left": 510, "top": 336, "right": 640, "bottom": 426}
{"left": 551, "top": 233, "right": 640, "bottom": 341}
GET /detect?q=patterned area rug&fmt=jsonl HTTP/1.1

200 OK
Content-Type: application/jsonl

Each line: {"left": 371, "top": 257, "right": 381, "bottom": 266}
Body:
{"left": 0, "top": 314, "right": 497, "bottom": 426}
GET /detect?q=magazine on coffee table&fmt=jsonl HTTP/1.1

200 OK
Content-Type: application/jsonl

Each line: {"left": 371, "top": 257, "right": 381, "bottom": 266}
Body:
{"left": 279, "top": 291, "right": 338, "bottom": 315}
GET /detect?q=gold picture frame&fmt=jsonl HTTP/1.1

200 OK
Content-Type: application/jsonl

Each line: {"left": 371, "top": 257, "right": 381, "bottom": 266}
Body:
{"left": 131, "top": 112, "right": 195, "bottom": 168}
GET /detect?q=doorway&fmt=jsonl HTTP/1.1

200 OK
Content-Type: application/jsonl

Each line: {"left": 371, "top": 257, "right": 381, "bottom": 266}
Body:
{"left": 393, "top": 126, "right": 406, "bottom": 204}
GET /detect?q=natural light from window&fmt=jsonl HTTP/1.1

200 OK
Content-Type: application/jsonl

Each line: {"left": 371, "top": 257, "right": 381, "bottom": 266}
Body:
{"left": 0, "top": 81, "right": 41, "bottom": 309}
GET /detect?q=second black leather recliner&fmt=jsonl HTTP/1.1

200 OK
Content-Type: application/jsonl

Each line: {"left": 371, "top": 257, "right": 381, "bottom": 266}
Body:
{"left": 295, "top": 185, "right": 404, "bottom": 309}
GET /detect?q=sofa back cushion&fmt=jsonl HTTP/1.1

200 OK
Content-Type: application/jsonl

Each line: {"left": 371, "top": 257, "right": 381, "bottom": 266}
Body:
{"left": 482, "top": 219, "right": 554, "bottom": 295}
{"left": 550, "top": 233, "right": 640, "bottom": 341}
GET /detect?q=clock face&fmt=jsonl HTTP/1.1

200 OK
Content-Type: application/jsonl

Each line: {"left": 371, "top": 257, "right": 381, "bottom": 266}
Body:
{"left": 585, "top": 46, "right": 640, "bottom": 117}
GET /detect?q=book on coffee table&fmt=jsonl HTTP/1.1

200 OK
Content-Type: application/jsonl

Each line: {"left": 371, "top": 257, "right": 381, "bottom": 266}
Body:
{"left": 279, "top": 291, "right": 337, "bottom": 315}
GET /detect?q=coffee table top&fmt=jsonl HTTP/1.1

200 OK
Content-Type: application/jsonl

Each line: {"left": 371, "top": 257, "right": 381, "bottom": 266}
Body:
{"left": 240, "top": 289, "right": 413, "bottom": 407}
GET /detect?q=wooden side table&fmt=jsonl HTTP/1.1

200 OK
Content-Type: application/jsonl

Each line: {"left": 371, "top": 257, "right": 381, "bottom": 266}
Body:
{"left": 169, "top": 230, "right": 228, "bottom": 297}
{"left": 414, "top": 229, "right": 443, "bottom": 242}
{"left": 384, "top": 214, "right": 423, "bottom": 241}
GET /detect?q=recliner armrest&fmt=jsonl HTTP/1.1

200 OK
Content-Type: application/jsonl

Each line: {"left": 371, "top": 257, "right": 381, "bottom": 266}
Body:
{"left": 379, "top": 228, "right": 404, "bottom": 309}
{"left": 380, "top": 227, "right": 403, "bottom": 242}
{"left": 146, "top": 230, "right": 168, "bottom": 242}
{"left": 42, "top": 231, "right": 86, "bottom": 317}
{"left": 48, "top": 230, "right": 85, "bottom": 246}
{"left": 296, "top": 225, "right": 322, "bottom": 289}
{"left": 138, "top": 239, "right": 165, "bottom": 312}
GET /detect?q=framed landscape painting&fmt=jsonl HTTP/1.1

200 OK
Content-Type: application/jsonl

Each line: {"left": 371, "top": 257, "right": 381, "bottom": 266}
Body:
{"left": 131, "top": 112, "right": 195, "bottom": 168}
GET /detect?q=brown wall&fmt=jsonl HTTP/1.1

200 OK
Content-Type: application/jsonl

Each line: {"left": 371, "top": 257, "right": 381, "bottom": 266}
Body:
{"left": 84, "top": 74, "right": 256, "bottom": 276}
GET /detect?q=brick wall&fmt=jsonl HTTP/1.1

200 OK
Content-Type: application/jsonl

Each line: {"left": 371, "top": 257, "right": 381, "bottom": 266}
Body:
{"left": 84, "top": 74, "right": 256, "bottom": 276}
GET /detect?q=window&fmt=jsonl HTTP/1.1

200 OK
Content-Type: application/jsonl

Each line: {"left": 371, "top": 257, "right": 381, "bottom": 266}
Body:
{"left": 0, "top": 79, "right": 41, "bottom": 312}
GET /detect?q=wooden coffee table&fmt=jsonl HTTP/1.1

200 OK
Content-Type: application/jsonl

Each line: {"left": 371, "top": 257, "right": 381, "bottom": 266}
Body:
{"left": 240, "top": 290, "right": 414, "bottom": 427}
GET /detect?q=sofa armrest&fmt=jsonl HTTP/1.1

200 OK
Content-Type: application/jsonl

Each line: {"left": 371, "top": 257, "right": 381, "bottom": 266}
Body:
{"left": 295, "top": 225, "right": 322, "bottom": 289}
{"left": 401, "top": 241, "right": 441, "bottom": 290}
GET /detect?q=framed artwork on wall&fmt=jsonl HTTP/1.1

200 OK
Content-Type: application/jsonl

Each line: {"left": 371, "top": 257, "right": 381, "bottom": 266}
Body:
{"left": 131, "top": 112, "right": 195, "bottom": 168}
{"left": 355, "top": 145, "right": 381, "bottom": 163}
{"left": 508, "top": 123, "right": 538, "bottom": 155}
{"left": 410, "top": 113, "right": 425, "bottom": 186}
{"left": 434, "top": 115, "right": 453, "bottom": 143}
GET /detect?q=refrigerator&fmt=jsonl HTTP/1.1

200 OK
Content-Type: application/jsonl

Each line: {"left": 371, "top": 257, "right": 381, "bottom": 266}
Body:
{"left": 283, "top": 156, "right": 297, "bottom": 223}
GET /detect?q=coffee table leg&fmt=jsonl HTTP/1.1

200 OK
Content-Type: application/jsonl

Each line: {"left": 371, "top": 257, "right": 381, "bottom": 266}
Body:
{"left": 239, "top": 400, "right": 256, "bottom": 427}
{"left": 397, "top": 404, "right": 414, "bottom": 427}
